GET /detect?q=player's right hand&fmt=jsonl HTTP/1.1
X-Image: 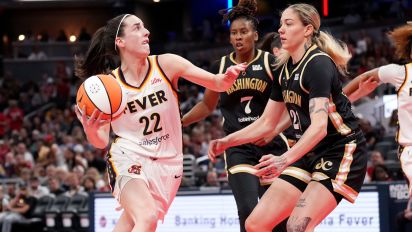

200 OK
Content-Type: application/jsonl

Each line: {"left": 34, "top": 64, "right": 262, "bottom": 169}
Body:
{"left": 359, "top": 76, "right": 379, "bottom": 95}
{"left": 222, "top": 62, "right": 247, "bottom": 87}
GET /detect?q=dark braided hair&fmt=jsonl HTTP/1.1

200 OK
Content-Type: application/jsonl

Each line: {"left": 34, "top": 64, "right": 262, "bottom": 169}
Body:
{"left": 219, "top": 0, "right": 258, "bottom": 31}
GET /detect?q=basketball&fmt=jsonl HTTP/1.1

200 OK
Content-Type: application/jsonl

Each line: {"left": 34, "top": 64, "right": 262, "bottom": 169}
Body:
{"left": 76, "top": 74, "right": 126, "bottom": 120}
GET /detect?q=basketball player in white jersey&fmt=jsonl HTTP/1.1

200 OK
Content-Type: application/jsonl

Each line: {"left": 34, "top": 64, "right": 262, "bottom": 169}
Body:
{"left": 344, "top": 22, "right": 412, "bottom": 198}
{"left": 73, "top": 14, "right": 246, "bottom": 232}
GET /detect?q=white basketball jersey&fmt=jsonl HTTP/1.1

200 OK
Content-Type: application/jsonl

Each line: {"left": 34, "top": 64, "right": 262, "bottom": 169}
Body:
{"left": 379, "top": 63, "right": 412, "bottom": 145}
{"left": 110, "top": 55, "right": 182, "bottom": 158}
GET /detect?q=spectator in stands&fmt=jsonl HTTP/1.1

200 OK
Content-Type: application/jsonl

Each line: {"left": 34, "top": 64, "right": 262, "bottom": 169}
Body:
{"left": 27, "top": 46, "right": 47, "bottom": 60}
{"left": 0, "top": 140, "right": 10, "bottom": 166}
{"left": 3, "top": 153, "right": 16, "bottom": 177}
{"left": 371, "top": 164, "right": 392, "bottom": 182}
{"left": 84, "top": 149, "right": 106, "bottom": 173}
{"left": 82, "top": 175, "right": 96, "bottom": 193}
{"left": 72, "top": 164, "right": 85, "bottom": 182}
{"left": 40, "top": 76, "right": 57, "bottom": 103}
{"left": 78, "top": 27, "right": 91, "bottom": 41}
{"left": 396, "top": 196, "right": 412, "bottom": 232}
{"left": 38, "top": 31, "right": 49, "bottom": 42}
{"left": 0, "top": 185, "right": 9, "bottom": 214}
{"left": 47, "top": 176, "right": 65, "bottom": 196}
{"left": 0, "top": 183, "right": 36, "bottom": 232}
{"left": 55, "top": 167, "right": 69, "bottom": 190}
{"left": 98, "top": 172, "right": 111, "bottom": 192}
{"left": 5, "top": 183, "right": 16, "bottom": 199}
{"left": 85, "top": 167, "right": 105, "bottom": 189}
{"left": 366, "top": 150, "right": 385, "bottom": 181}
{"left": 0, "top": 113, "right": 9, "bottom": 138}
{"left": 19, "top": 168, "right": 31, "bottom": 184}
{"left": 3, "top": 100, "right": 24, "bottom": 132}
{"left": 203, "top": 169, "right": 220, "bottom": 188}
{"left": 36, "top": 134, "right": 56, "bottom": 168}
{"left": 56, "top": 29, "right": 68, "bottom": 42}
{"left": 15, "top": 143, "right": 34, "bottom": 168}
{"left": 29, "top": 176, "right": 49, "bottom": 199}
{"left": 64, "top": 173, "right": 86, "bottom": 197}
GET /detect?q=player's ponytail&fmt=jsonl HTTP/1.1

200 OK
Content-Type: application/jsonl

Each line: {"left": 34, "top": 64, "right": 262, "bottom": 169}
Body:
{"left": 314, "top": 31, "right": 351, "bottom": 75}
{"left": 75, "top": 14, "right": 130, "bottom": 79}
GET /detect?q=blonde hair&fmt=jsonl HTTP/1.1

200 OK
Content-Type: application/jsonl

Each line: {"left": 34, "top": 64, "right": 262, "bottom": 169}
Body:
{"left": 275, "top": 3, "right": 351, "bottom": 75}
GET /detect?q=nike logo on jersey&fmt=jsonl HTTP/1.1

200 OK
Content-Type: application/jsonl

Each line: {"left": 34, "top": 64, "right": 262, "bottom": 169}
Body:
{"left": 174, "top": 175, "right": 182, "bottom": 179}
{"left": 126, "top": 90, "right": 168, "bottom": 113}
{"left": 252, "top": 64, "right": 263, "bottom": 71}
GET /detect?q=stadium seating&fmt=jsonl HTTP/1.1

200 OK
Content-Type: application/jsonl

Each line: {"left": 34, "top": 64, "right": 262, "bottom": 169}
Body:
{"left": 61, "top": 194, "right": 88, "bottom": 231}
{"left": 45, "top": 195, "right": 70, "bottom": 231}
{"left": 183, "top": 154, "right": 197, "bottom": 186}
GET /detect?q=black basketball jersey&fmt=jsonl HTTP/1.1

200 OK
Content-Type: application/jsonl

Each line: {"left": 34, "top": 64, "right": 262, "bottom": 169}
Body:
{"left": 270, "top": 45, "right": 359, "bottom": 153}
{"left": 210, "top": 49, "right": 275, "bottom": 134}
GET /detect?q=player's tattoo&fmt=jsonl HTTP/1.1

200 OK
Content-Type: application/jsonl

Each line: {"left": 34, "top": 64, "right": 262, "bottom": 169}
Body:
{"left": 309, "top": 100, "right": 315, "bottom": 113}
{"left": 287, "top": 216, "right": 312, "bottom": 232}
{"left": 296, "top": 198, "right": 306, "bottom": 208}
{"left": 309, "top": 99, "right": 328, "bottom": 115}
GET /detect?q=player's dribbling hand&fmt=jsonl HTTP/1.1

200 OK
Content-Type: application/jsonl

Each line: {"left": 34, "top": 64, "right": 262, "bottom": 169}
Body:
{"left": 254, "top": 154, "right": 288, "bottom": 177}
{"left": 208, "top": 138, "right": 228, "bottom": 163}
{"left": 74, "top": 105, "right": 110, "bottom": 131}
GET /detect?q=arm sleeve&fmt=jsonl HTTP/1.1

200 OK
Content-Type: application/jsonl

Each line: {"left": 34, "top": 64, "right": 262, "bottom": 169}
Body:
{"left": 378, "top": 63, "right": 406, "bottom": 90}
{"left": 302, "top": 55, "right": 335, "bottom": 99}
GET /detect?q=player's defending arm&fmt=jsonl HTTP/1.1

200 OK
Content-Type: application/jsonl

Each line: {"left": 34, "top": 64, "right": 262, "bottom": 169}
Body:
{"left": 181, "top": 89, "right": 219, "bottom": 127}
{"left": 208, "top": 99, "right": 287, "bottom": 162}
{"left": 343, "top": 68, "right": 380, "bottom": 102}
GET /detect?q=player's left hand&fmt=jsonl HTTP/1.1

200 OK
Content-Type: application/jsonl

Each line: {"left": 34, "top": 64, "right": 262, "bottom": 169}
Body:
{"left": 254, "top": 154, "right": 288, "bottom": 177}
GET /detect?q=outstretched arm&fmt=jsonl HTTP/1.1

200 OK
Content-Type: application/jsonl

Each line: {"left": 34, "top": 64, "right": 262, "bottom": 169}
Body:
{"left": 343, "top": 68, "right": 380, "bottom": 102}
{"left": 181, "top": 89, "right": 220, "bottom": 127}
{"left": 158, "top": 54, "right": 246, "bottom": 92}
{"left": 208, "top": 99, "right": 286, "bottom": 162}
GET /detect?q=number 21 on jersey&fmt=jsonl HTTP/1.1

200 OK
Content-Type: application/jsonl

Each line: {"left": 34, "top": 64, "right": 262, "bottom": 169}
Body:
{"left": 289, "top": 109, "right": 302, "bottom": 130}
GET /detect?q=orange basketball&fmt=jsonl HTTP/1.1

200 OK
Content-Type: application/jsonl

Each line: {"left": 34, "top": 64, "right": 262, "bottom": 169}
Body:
{"left": 76, "top": 74, "right": 126, "bottom": 120}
